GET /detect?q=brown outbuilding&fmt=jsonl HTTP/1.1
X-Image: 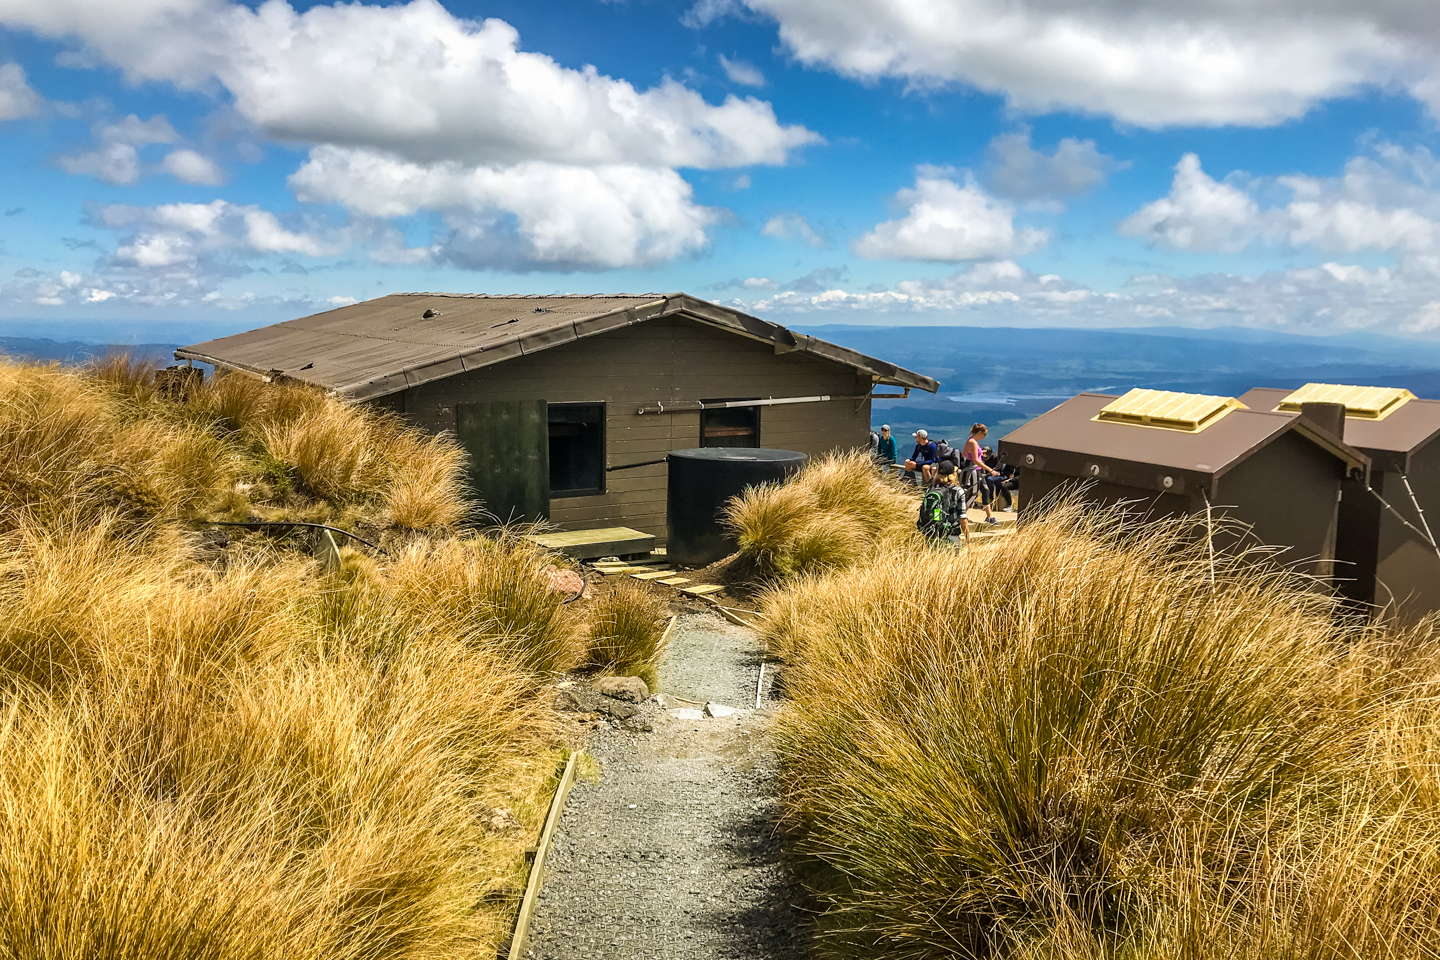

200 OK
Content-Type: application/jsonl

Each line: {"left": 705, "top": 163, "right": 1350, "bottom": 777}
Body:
{"left": 175, "top": 292, "right": 937, "bottom": 543}
{"left": 1240, "top": 384, "right": 1440, "bottom": 621}
{"left": 999, "top": 388, "right": 1369, "bottom": 578}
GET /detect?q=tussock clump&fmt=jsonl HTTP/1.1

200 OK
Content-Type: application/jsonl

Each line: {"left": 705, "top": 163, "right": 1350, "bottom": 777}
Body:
{"left": 0, "top": 354, "right": 475, "bottom": 531}
{"left": 386, "top": 535, "right": 585, "bottom": 675}
{"left": 725, "top": 449, "right": 917, "bottom": 580}
{"left": 0, "top": 510, "right": 573, "bottom": 957}
{"left": 764, "top": 500, "right": 1440, "bottom": 959}
{"left": 585, "top": 581, "right": 671, "bottom": 689}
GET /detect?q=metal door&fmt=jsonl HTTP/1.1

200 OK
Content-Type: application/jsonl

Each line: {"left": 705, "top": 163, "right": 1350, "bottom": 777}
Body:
{"left": 456, "top": 399, "right": 550, "bottom": 523}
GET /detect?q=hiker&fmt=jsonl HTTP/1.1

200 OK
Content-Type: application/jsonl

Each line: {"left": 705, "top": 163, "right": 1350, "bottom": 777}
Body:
{"left": 875, "top": 424, "right": 897, "bottom": 466}
{"left": 904, "top": 429, "right": 937, "bottom": 484}
{"left": 917, "top": 461, "right": 970, "bottom": 545}
{"left": 964, "top": 424, "right": 1001, "bottom": 525}
{"left": 984, "top": 447, "right": 1019, "bottom": 512}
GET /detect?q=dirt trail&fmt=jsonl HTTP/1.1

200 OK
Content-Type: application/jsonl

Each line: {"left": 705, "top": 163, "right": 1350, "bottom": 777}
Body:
{"left": 522, "top": 612, "right": 805, "bottom": 959}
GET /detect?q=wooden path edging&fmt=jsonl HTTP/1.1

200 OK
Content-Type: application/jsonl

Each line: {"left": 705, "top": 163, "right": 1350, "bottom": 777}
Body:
{"left": 507, "top": 750, "right": 582, "bottom": 960}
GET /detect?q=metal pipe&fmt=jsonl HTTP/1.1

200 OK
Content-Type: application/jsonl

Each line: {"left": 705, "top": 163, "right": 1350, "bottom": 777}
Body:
{"left": 637, "top": 393, "right": 876, "bottom": 415}
{"left": 1400, "top": 472, "right": 1440, "bottom": 560}
{"left": 606, "top": 457, "right": 669, "bottom": 472}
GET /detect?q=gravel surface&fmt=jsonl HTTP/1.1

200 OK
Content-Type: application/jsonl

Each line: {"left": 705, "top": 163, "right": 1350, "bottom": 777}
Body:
{"left": 523, "top": 612, "right": 804, "bottom": 959}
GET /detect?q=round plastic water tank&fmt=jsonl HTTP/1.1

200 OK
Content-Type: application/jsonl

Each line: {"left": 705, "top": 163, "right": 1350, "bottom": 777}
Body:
{"left": 667, "top": 448, "right": 807, "bottom": 567}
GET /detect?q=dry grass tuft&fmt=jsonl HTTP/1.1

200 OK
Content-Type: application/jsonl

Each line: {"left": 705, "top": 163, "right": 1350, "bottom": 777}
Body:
{"left": 385, "top": 535, "right": 586, "bottom": 674}
{"left": 724, "top": 449, "right": 917, "bottom": 580}
{"left": 585, "top": 581, "right": 671, "bottom": 690}
{"left": 763, "top": 499, "right": 1440, "bottom": 959}
{"left": 0, "top": 509, "right": 573, "bottom": 958}
{"left": 0, "top": 357, "right": 474, "bottom": 532}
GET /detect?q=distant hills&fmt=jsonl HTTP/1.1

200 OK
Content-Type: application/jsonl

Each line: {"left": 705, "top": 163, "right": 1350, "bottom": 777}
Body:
{"left": 7, "top": 324, "right": 1440, "bottom": 448}
{"left": 0, "top": 337, "right": 180, "bottom": 365}
{"left": 796, "top": 324, "right": 1440, "bottom": 443}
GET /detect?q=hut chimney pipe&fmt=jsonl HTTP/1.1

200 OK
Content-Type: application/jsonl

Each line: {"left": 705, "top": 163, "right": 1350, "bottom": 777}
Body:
{"left": 1299, "top": 401, "right": 1346, "bottom": 441}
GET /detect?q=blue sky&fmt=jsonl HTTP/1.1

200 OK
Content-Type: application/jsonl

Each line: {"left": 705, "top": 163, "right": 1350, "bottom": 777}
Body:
{"left": 0, "top": 0, "right": 1438, "bottom": 343}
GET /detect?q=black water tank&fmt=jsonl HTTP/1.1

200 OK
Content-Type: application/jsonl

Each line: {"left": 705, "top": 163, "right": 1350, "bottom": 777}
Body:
{"left": 667, "top": 448, "right": 807, "bottom": 566}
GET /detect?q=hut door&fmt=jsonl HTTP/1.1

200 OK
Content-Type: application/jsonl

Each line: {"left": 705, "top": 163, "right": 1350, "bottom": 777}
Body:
{"left": 456, "top": 400, "right": 550, "bottom": 523}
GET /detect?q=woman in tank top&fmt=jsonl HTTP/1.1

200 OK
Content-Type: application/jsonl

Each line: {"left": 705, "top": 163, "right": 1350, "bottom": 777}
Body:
{"left": 964, "top": 423, "right": 1000, "bottom": 525}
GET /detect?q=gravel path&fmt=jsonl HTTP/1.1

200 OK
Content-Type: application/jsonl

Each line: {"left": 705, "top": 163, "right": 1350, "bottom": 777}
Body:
{"left": 523, "top": 612, "right": 804, "bottom": 960}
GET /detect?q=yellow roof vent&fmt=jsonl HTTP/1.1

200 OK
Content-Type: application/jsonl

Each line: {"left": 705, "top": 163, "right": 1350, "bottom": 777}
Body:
{"left": 1277, "top": 383, "right": 1415, "bottom": 421}
{"left": 1094, "top": 388, "right": 1246, "bottom": 433}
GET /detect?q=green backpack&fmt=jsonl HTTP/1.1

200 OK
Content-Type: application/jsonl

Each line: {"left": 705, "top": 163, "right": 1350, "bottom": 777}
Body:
{"left": 917, "top": 489, "right": 947, "bottom": 537}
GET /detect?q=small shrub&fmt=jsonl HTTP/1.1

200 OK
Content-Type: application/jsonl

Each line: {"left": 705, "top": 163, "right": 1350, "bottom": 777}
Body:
{"left": 586, "top": 581, "right": 670, "bottom": 689}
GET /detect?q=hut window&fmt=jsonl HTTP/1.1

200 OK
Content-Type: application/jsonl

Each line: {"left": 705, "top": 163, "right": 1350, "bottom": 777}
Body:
{"left": 548, "top": 403, "right": 605, "bottom": 497}
{"left": 701, "top": 403, "right": 759, "bottom": 448}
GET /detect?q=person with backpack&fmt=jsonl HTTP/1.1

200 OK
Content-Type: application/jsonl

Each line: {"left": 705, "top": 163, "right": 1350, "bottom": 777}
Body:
{"left": 876, "top": 424, "right": 897, "bottom": 466}
{"left": 917, "top": 461, "right": 970, "bottom": 545}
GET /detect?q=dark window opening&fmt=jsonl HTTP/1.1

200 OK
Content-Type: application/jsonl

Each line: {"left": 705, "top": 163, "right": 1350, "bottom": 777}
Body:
{"left": 549, "top": 403, "right": 605, "bottom": 497}
{"left": 701, "top": 402, "right": 759, "bottom": 449}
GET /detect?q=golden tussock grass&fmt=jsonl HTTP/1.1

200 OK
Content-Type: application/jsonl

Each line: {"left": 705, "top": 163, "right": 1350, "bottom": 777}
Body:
{"left": 762, "top": 499, "right": 1440, "bottom": 959}
{"left": 0, "top": 352, "right": 584, "bottom": 957}
{"left": 584, "top": 581, "right": 671, "bottom": 690}
{"left": 0, "top": 353, "right": 476, "bottom": 531}
{"left": 0, "top": 510, "right": 572, "bottom": 958}
{"left": 724, "top": 449, "right": 918, "bottom": 580}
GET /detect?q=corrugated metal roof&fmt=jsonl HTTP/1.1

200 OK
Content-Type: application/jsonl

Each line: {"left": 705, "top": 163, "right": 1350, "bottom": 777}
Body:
{"left": 174, "top": 292, "right": 939, "bottom": 400}
{"left": 1241, "top": 386, "right": 1440, "bottom": 473}
{"left": 1001, "top": 392, "right": 1367, "bottom": 498}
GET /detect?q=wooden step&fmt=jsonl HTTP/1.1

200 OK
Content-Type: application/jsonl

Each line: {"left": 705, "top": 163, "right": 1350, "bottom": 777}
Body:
{"left": 681, "top": 584, "right": 725, "bottom": 596}
{"left": 631, "top": 569, "right": 677, "bottom": 580}
{"left": 525, "top": 526, "right": 655, "bottom": 561}
{"left": 658, "top": 577, "right": 691, "bottom": 586}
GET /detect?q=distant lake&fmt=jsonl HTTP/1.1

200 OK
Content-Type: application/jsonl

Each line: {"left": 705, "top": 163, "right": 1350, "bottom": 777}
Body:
{"left": 948, "top": 392, "right": 1076, "bottom": 405}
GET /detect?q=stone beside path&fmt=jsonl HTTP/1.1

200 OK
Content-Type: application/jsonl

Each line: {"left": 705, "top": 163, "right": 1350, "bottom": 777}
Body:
{"left": 523, "top": 613, "right": 804, "bottom": 960}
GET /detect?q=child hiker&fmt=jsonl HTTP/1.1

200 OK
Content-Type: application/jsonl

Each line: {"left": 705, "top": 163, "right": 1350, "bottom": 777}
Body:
{"left": 917, "top": 461, "right": 970, "bottom": 546}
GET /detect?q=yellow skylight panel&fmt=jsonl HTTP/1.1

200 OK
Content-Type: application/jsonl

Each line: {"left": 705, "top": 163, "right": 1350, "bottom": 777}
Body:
{"left": 1094, "top": 388, "right": 1246, "bottom": 433}
{"left": 1277, "top": 383, "right": 1414, "bottom": 420}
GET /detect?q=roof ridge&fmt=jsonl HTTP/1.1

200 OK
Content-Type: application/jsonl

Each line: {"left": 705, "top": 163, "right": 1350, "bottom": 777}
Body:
{"left": 389, "top": 292, "right": 666, "bottom": 300}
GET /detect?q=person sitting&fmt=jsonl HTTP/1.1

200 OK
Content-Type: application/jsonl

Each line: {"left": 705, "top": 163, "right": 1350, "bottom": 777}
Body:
{"left": 964, "top": 424, "right": 1001, "bottom": 525}
{"left": 904, "top": 429, "right": 937, "bottom": 484}
{"left": 876, "top": 424, "right": 897, "bottom": 466}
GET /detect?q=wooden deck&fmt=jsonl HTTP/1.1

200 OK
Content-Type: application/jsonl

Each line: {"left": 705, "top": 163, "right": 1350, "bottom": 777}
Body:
{"left": 525, "top": 526, "right": 656, "bottom": 560}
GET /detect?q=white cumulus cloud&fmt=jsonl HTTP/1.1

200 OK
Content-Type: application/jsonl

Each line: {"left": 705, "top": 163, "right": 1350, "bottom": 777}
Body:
{"left": 0, "top": 62, "right": 42, "bottom": 119}
{"left": 761, "top": 212, "right": 824, "bottom": 246}
{"left": 1122, "top": 146, "right": 1440, "bottom": 269}
{"left": 710, "top": 0, "right": 1440, "bottom": 126}
{"left": 289, "top": 146, "right": 715, "bottom": 270}
{"left": 854, "top": 168, "right": 1047, "bottom": 262}
{"left": 2, "top": 0, "right": 817, "bottom": 169}
{"left": 985, "top": 128, "right": 1122, "bottom": 202}
{"left": 160, "top": 148, "right": 225, "bottom": 185}
{"left": 718, "top": 54, "right": 765, "bottom": 87}
{"left": 57, "top": 114, "right": 182, "bottom": 185}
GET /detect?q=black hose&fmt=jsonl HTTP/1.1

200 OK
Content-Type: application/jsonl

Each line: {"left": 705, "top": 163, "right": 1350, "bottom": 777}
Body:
{"left": 199, "top": 520, "right": 389, "bottom": 555}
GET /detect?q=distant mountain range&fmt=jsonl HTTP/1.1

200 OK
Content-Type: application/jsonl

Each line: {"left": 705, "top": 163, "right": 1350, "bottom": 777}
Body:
{"left": 7, "top": 325, "right": 1440, "bottom": 449}
{"left": 795, "top": 324, "right": 1440, "bottom": 443}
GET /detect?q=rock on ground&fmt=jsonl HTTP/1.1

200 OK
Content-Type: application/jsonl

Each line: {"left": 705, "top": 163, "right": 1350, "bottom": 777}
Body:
{"left": 524, "top": 613, "right": 804, "bottom": 959}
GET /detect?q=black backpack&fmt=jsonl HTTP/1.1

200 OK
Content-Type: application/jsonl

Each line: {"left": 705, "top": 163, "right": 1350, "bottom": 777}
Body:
{"left": 958, "top": 462, "right": 982, "bottom": 499}
{"left": 917, "top": 489, "right": 947, "bottom": 537}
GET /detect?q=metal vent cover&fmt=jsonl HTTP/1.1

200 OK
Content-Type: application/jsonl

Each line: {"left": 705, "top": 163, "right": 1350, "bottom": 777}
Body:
{"left": 1093, "top": 388, "right": 1246, "bottom": 433}
{"left": 1277, "top": 383, "right": 1415, "bottom": 421}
